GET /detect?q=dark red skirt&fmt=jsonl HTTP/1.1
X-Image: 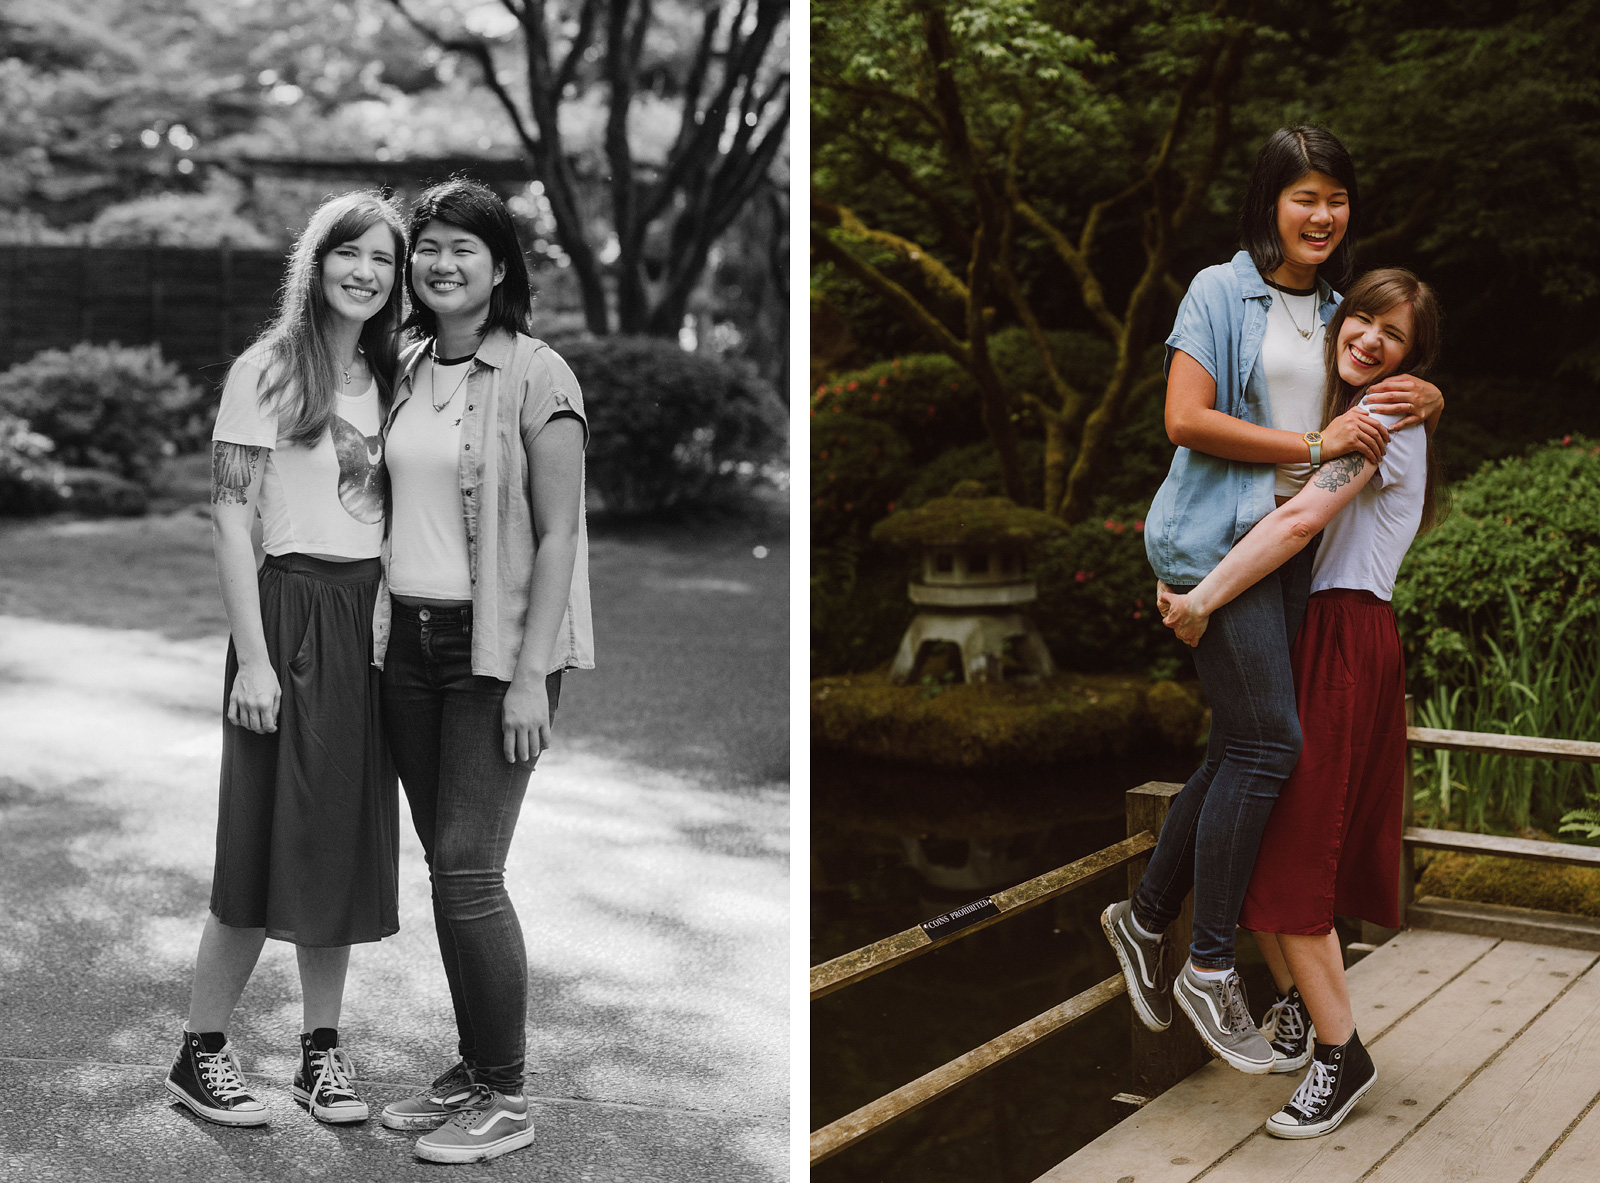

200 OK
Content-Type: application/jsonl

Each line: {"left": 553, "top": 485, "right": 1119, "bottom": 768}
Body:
{"left": 1238, "top": 589, "right": 1408, "bottom": 935}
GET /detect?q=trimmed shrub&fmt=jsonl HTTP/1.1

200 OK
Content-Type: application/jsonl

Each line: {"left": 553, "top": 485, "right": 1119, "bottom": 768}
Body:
{"left": 561, "top": 336, "right": 787, "bottom": 516}
{"left": 1034, "top": 501, "right": 1192, "bottom": 677}
{"left": 1393, "top": 436, "right": 1600, "bottom": 684}
{"left": 811, "top": 410, "right": 912, "bottom": 542}
{"left": 0, "top": 342, "right": 205, "bottom": 484}
{"left": 0, "top": 414, "right": 67, "bottom": 516}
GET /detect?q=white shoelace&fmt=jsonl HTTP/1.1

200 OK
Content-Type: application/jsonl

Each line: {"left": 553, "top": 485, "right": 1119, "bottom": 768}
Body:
{"left": 1287, "top": 1059, "right": 1336, "bottom": 1118}
{"left": 199, "top": 1046, "right": 254, "bottom": 1102}
{"left": 308, "top": 1046, "right": 361, "bottom": 1106}
{"left": 1263, "top": 994, "right": 1306, "bottom": 1047}
{"left": 1217, "top": 973, "right": 1255, "bottom": 1035}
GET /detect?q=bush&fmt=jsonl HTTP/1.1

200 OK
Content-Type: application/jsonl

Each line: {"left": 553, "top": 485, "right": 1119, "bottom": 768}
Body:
{"left": 546, "top": 336, "right": 787, "bottom": 517}
{"left": 1393, "top": 436, "right": 1600, "bottom": 685}
{"left": 1034, "top": 501, "right": 1192, "bottom": 677}
{"left": 0, "top": 342, "right": 206, "bottom": 483}
{"left": 0, "top": 414, "right": 67, "bottom": 516}
{"left": 811, "top": 411, "right": 912, "bottom": 542}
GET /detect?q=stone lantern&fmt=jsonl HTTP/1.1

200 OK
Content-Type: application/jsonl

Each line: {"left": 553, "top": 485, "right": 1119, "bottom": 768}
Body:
{"left": 872, "top": 481, "right": 1066, "bottom": 685}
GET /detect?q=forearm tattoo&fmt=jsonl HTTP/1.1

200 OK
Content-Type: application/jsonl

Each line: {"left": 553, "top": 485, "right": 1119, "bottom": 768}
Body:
{"left": 211, "top": 442, "right": 262, "bottom": 505}
{"left": 1312, "top": 453, "right": 1364, "bottom": 493}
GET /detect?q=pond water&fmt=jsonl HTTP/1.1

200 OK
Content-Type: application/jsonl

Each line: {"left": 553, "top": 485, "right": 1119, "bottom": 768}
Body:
{"left": 811, "top": 750, "right": 1283, "bottom": 1182}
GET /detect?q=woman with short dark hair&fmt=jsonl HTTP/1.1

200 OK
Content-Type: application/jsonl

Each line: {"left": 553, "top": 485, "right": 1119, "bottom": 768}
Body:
{"left": 372, "top": 178, "right": 592, "bottom": 1165}
{"left": 1101, "top": 127, "right": 1444, "bottom": 1077}
{"left": 167, "top": 189, "right": 406, "bottom": 1128}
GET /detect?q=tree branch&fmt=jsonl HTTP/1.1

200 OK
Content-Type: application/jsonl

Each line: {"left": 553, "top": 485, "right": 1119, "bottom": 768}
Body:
{"left": 812, "top": 228, "right": 970, "bottom": 365}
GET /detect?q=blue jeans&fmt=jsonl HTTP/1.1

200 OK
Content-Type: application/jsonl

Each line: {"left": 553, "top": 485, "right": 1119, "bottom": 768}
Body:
{"left": 381, "top": 599, "right": 561, "bottom": 1094}
{"left": 1132, "top": 546, "right": 1313, "bottom": 968}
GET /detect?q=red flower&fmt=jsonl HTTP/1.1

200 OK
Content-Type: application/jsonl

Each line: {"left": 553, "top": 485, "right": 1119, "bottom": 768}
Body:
{"left": 833, "top": 385, "right": 843, "bottom": 395}
{"left": 1132, "top": 611, "right": 1142, "bottom": 620}
{"left": 872, "top": 392, "right": 881, "bottom": 401}
{"left": 819, "top": 451, "right": 828, "bottom": 460}
{"left": 1135, "top": 599, "right": 1144, "bottom": 609}
{"left": 892, "top": 359, "right": 900, "bottom": 368}
{"left": 1104, "top": 519, "right": 1116, "bottom": 530}
{"left": 878, "top": 376, "right": 889, "bottom": 386}
{"left": 816, "top": 385, "right": 826, "bottom": 396}
{"left": 1564, "top": 435, "right": 1573, "bottom": 445}
{"left": 1075, "top": 571, "right": 1087, "bottom": 583}
{"left": 1134, "top": 519, "right": 1145, "bottom": 532}
{"left": 847, "top": 381, "right": 859, "bottom": 391}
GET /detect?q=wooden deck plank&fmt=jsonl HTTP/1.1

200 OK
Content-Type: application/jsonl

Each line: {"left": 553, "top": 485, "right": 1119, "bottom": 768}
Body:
{"left": 1031, "top": 930, "right": 1496, "bottom": 1183}
{"left": 1200, "top": 940, "right": 1596, "bottom": 1182}
{"left": 1525, "top": 1093, "right": 1600, "bottom": 1182}
{"left": 1366, "top": 955, "right": 1600, "bottom": 1182}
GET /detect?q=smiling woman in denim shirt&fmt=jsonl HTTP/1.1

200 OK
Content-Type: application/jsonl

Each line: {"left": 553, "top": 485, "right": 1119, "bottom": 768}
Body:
{"left": 1100, "top": 127, "right": 1443, "bottom": 1076}
{"left": 371, "top": 178, "right": 591, "bottom": 1165}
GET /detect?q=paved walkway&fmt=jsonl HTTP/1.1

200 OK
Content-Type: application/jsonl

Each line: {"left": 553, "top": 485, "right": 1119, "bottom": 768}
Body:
{"left": 0, "top": 515, "right": 789, "bottom": 1181}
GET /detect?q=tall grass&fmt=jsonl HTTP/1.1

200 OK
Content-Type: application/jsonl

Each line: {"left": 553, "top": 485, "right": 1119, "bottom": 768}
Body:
{"left": 1413, "top": 591, "right": 1600, "bottom": 836}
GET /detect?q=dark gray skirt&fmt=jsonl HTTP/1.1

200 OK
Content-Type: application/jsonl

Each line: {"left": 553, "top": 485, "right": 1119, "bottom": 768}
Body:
{"left": 211, "top": 553, "right": 399, "bottom": 946}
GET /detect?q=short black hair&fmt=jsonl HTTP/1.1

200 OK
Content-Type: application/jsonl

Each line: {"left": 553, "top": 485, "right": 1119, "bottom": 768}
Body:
{"left": 403, "top": 177, "right": 533, "bottom": 340}
{"left": 1238, "top": 126, "right": 1359, "bottom": 290}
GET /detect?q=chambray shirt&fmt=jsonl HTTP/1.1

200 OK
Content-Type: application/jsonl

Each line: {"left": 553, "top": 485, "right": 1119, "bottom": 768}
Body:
{"left": 1144, "top": 250, "right": 1341, "bottom": 585}
{"left": 372, "top": 329, "right": 595, "bottom": 679}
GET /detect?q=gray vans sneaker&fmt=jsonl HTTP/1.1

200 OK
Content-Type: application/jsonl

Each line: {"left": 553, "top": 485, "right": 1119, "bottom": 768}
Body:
{"left": 1173, "top": 961, "right": 1275, "bottom": 1074}
{"left": 1100, "top": 900, "right": 1172, "bottom": 1032}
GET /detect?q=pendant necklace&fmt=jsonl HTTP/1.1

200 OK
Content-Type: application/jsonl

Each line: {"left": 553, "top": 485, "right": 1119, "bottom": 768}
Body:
{"left": 430, "top": 349, "right": 476, "bottom": 412}
{"left": 1282, "top": 292, "right": 1315, "bottom": 341}
{"left": 341, "top": 345, "right": 366, "bottom": 386}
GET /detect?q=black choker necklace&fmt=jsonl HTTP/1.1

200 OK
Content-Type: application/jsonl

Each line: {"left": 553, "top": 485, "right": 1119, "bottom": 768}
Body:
{"left": 431, "top": 350, "right": 477, "bottom": 366}
{"left": 1264, "top": 277, "right": 1318, "bottom": 298}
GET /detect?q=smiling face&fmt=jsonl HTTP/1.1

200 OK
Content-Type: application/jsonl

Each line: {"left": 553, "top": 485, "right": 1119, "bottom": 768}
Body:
{"left": 320, "top": 221, "right": 398, "bottom": 326}
{"left": 410, "top": 218, "right": 505, "bottom": 328}
{"left": 1272, "top": 171, "right": 1350, "bottom": 287}
{"left": 1336, "top": 300, "right": 1415, "bottom": 387}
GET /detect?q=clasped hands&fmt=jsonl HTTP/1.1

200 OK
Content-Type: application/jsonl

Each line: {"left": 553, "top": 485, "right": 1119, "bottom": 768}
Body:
{"left": 1156, "top": 580, "right": 1208, "bottom": 648}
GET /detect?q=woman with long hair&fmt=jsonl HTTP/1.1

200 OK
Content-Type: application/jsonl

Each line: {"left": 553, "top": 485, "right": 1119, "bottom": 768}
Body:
{"left": 1158, "top": 268, "right": 1444, "bottom": 1137}
{"left": 1101, "top": 127, "right": 1443, "bottom": 1074}
{"left": 166, "top": 190, "right": 406, "bottom": 1126}
{"left": 371, "top": 178, "right": 591, "bottom": 1165}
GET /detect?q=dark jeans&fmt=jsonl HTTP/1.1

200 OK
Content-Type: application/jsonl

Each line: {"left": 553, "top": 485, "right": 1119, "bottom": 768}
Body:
{"left": 1132, "top": 545, "right": 1314, "bottom": 968}
{"left": 381, "top": 599, "right": 561, "bottom": 1095}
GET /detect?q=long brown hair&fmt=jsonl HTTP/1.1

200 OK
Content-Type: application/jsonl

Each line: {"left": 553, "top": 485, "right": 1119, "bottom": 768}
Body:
{"left": 254, "top": 191, "right": 407, "bottom": 446}
{"left": 1320, "top": 267, "right": 1446, "bottom": 531}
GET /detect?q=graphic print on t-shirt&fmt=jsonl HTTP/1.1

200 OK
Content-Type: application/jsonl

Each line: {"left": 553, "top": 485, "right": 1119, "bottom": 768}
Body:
{"left": 329, "top": 415, "right": 385, "bottom": 524}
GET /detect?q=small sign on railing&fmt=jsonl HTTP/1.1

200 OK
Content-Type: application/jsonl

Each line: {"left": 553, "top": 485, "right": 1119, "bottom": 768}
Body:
{"left": 920, "top": 897, "right": 1001, "bottom": 940}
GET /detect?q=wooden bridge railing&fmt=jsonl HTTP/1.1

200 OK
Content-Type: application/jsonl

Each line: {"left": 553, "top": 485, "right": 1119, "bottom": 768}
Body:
{"left": 811, "top": 719, "right": 1600, "bottom": 1167}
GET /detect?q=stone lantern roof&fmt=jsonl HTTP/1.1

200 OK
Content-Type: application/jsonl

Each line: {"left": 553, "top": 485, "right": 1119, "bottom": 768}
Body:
{"left": 870, "top": 481, "right": 1067, "bottom": 550}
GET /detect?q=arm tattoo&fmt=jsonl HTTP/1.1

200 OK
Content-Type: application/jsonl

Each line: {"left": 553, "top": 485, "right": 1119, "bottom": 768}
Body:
{"left": 1312, "top": 453, "right": 1364, "bottom": 493}
{"left": 211, "top": 442, "right": 262, "bottom": 506}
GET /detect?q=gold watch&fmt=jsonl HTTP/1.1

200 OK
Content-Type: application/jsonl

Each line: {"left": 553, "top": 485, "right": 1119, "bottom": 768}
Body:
{"left": 1303, "top": 430, "right": 1323, "bottom": 470}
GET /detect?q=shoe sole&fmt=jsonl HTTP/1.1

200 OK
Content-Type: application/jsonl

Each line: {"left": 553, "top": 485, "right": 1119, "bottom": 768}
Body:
{"left": 1173, "top": 979, "right": 1275, "bottom": 1075}
{"left": 1100, "top": 905, "right": 1171, "bottom": 1033}
{"left": 415, "top": 1126, "right": 536, "bottom": 1164}
{"left": 165, "top": 1078, "right": 270, "bottom": 1127}
{"left": 292, "top": 1085, "right": 370, "bottom": 1124}
{"left": 1264, "top": 1067, "right": 1377, "bottom": 1139}
{"left": 1268, "top": 1021, "right": 1316, "bottom": 1073}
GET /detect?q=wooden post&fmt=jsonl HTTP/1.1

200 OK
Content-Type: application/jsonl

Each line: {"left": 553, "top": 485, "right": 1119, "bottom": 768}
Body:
{"left": 1125, "top": 782, "right": 1207, "bottom": 1098}
{"left": 1400, "top": 693, "right": 1417, "bottom": 921}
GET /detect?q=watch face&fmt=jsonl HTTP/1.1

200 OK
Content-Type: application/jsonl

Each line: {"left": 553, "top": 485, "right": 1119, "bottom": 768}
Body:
{"left": 1305, "top": 431, "right": 1323, "bottom": 443}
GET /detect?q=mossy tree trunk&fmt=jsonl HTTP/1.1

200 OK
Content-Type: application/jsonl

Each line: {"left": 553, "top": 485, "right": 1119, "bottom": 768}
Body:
{"left": 812, "top": 0, "right": 1255, "bottom": 521}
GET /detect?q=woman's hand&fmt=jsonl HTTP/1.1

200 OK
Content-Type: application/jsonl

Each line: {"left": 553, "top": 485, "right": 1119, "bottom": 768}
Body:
{"left": 228, "top": 659, "right": 281, "bottom": 734}
{"left": 1363, "top": 374, "right": 1443, "bottom": 430}
{"left": 1160, "top": 590, "right": 1211, "bottom": 648}
{"left": 1320, "top": 403, "right": 1390, "bottom": 465}
{"left": 502, "top": 679, "right": 552, "bottom": 765}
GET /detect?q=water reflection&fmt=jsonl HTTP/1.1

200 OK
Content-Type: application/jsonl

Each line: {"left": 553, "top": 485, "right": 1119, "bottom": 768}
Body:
{"left": 811, "top": 751, "right": 1198, "bottom": 1182}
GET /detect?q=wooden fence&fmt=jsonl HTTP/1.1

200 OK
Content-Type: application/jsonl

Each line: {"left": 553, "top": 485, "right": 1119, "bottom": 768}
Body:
{"left": 0, "top": 243, "right": 290, "bottom": 385}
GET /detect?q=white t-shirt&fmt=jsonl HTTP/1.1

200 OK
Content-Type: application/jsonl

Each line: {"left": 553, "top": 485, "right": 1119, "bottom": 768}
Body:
{"left": 211, "top": 342, "right": 385, "bottom": 559}
{"left": 385, "top": 358, "right": 474, "bottom": 599}
{"left": 1261, "top": 288, "right": 1326, "bottom": 498}
{"left": 1310, "top": 402, "right": 1426, "bottom": 601}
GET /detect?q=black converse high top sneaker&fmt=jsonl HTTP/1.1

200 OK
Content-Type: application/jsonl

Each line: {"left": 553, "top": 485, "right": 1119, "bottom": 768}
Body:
{"left": 1261, "top": 985, "right": 1314, "bottom": 1073}
{"left": 165, "top": 1029, "right": 268, "bottom": 1126}
{"left": 1265, "top": 1029, "right": 1377, "bottom": 1139}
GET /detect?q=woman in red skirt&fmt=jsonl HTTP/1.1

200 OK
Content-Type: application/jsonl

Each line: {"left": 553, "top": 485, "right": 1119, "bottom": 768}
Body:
{"left": 1159, "top": 267, "right": 1443, "bottom": 1139}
